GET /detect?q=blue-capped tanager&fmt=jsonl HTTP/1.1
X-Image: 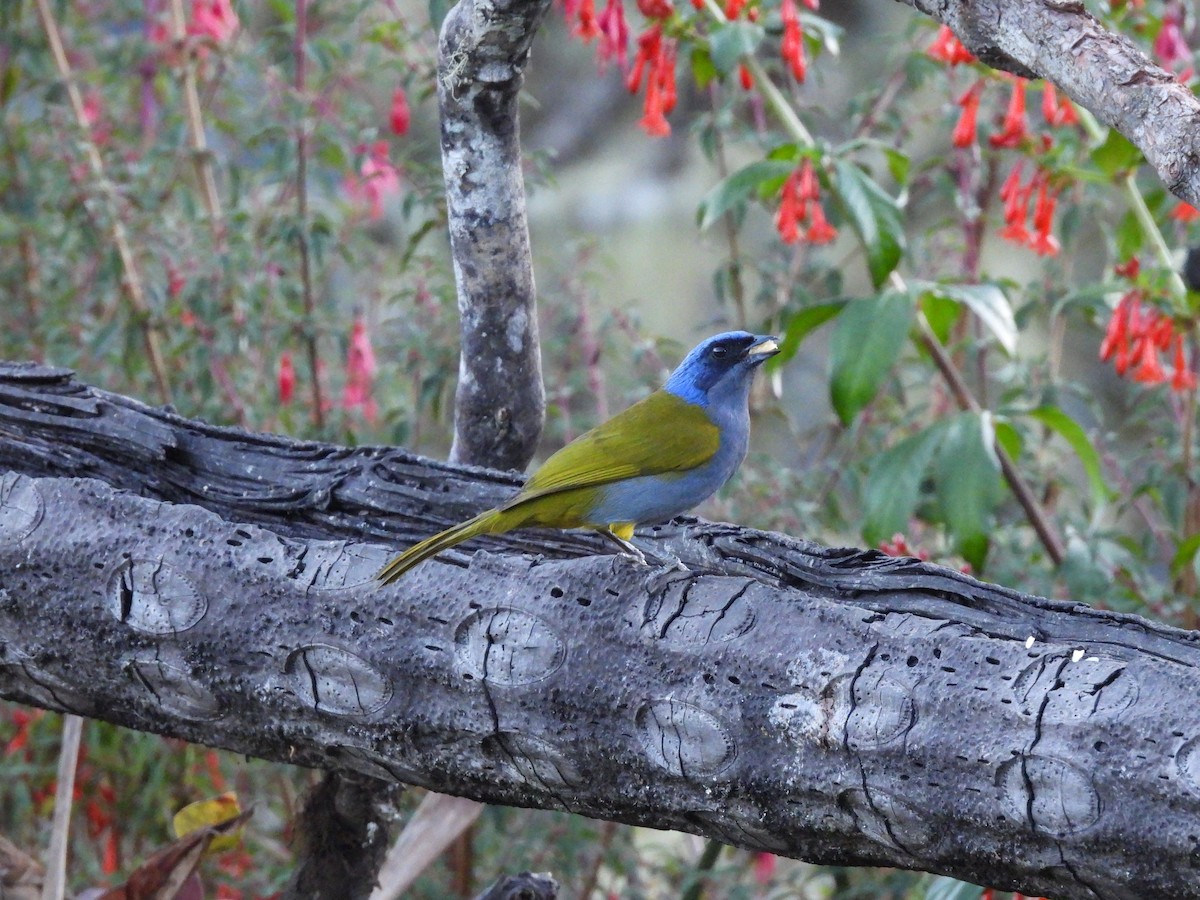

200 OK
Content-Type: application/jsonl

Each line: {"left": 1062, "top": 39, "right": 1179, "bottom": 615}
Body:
{"left": 376, "top": 331, "right": 779, "bottom": 583}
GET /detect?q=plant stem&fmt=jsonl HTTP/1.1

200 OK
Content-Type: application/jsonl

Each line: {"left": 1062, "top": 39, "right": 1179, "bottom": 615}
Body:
{"left": 916, "top": 311, "right": 1066, "bottom": 565}
{"left": 707, "top": 83, "right": 748, "bottom": 329}
{"left": 169, "top": 0, "right": 224, "bottom": 240}
{"left": 700, "top": 0, "right": 813, "bottom": 146}
{"left": 680, "top": 839, "right": 724, "bottom": 900}
{"left": 294, "top": 0, "right": 326, "bottom": 429}
{"left": 34, "top": 0, "right": 172, "bottom": 405}
{"left": 40, "top": 714, "right": 83, "bottom": 900}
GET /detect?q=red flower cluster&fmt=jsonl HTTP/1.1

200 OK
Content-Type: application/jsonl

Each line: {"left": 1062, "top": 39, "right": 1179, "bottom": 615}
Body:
{"left": 389, "top": 87, "right": 410, "bottom": 136}
{"left": 780, "top": 0, "right": 807, "bottom": 82}
{"left": 627, "top": 26, "right": 678, "bottom": 136}
{"left": 775, "top": 159, "right": 836, "bottom": 245}
{"left": 1154, "top": 7, "right": 1193, "bottom": 79}
{"left": 1100, "top": 286, "right": 1196, "bottom": 391}
{"left": 342, "top": 315, "right": 378, "bottom": 423}
{"left": 998, "top": 163, "right": 1060, "bottom": 256}
{"left": 597, "top": 0, "right": 630, "bottom": 68}
{"left": 344, "top": 141, "right": 402, "bottom": 220}
{"left": 278, "top": 352, "right": 296, "bottom": 405}
{"left": 878, "top": 533, "right": 931, "bottom": 561}
{"left": 927, "top": 24, "right": 974, "bottom": 66}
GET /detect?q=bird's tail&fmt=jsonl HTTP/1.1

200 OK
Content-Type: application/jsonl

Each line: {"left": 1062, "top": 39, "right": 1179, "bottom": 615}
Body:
{"left": 376, "top": 508, "right": 504, "bottom": 585}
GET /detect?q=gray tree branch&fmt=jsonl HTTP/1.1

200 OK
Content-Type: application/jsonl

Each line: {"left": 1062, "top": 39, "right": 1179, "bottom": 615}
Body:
{"left": 896, "top": 0, "right": 1200, "bottom": 206}
{"left": 439, "top": 0, "right": 551, "bottom": 470}
{"left": 2, "top": 363, "right": 1200, "bottom": 899}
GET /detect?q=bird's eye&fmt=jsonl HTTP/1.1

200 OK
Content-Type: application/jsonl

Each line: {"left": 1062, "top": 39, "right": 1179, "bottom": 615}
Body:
{"left": 710, "top": 345, "right": 729, "bottom": 360}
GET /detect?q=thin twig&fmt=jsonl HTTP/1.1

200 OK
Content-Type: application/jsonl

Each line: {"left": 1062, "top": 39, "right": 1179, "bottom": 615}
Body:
{"left": 707, "top": 83, "right": 747, "bottom": 329}
{"left": 168, "top": 0, "right": 225, "bottom": 240}
{"left": 34, "top": 0, "right": 172, "bottom": 404}
{"left": 915, "top": 312, "right": 1066, "bottom": 565}
{"left": 294, "top": 0, "right": 326, "bottom": 429}
{"left": 40, "top": 714, "right": 84, "bottom": 900}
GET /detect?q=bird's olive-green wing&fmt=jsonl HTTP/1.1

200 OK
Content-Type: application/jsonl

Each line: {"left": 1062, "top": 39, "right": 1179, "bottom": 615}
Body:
{"left": 516, "top": 390, "right": 720, "bottom": 501}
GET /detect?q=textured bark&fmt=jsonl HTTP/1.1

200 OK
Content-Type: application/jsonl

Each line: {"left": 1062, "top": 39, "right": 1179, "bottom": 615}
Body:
{"left": 3, "top": 365, "right": 1200, "bottom": 898}
{"left": 281, "top": 772, "right": 399, "bottom": 900}
{"left": 896, "top": 0, "right": 1200, "bottom": 207}
{"left": 439, "top": 0, "right": 550, "bottom": 470}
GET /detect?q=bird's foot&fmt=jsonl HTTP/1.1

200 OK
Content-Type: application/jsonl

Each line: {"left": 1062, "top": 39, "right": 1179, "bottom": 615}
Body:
{"left": 603, "top": 531, "right": 690, "bottom": 570}
{"left": 604, "top": 531, "right": 649, "bottom": 566}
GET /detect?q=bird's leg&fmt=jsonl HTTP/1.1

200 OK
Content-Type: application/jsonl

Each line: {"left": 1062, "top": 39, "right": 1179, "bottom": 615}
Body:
{"left": 602, "top": 524, "right": 688, "bottom": 570}
{"left": 603, "top": 524, "right": 648, "bottom": 566}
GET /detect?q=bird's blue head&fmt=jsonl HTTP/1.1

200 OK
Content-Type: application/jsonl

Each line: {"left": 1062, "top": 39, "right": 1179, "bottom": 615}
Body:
{"left": 665, "top": 331, "right": 780, "bottom": 407}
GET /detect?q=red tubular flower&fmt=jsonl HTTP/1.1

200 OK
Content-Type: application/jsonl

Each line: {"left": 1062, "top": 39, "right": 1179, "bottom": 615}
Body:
{"left": 774, "top": 168, "right": 806, "bottom": 244}
{"left": 636, "top": 0, "right": 673, "bottom": 16}
{"left": 998, "top": 164, "right": 1032, "bottom": 244}
{"left": 989, "top": 78, "right": 1029, "bottom": 148}
{"left": 1154, "top": 10, "right": 1190, "bottom": 72}
{"left": 1172, "top": 334, "right": 1197, "bottom": 391}
{"left": 1099, "top": 292, "right": 1136, "bottom": 363}
{"left": 1114, "top": 256, "right": 1140, "bottom": 279}
{"left": 1171, "top": 201, "right": 1200, "bottom": 222}
{"left": 753, "top": 852, "right": 777, "bottom": 884}
{"left": 597, "top": 0, "right": 630, "bottom": 68}
{"left": 780, "top": 0, "right": 806, "bottom": 82}
{"left": 573, "top": 0, "right": 601, "bottom": 41}
{"left": 342, "top": 316, "right": 378, "bottom": 424}
{"left": 1029, "top": 172, "right": 1060, "bottom": 256}
{"left": 738, "top": 63, "right": 754, "bottom": 90}
{"left": 796, "top": 158, "right": 819, "bottom": 201}
{"left": 1132, "top": 333, "right": 1167, "bottom": 384}
{"left": 634, "top": 32, "right": 675, "bottom": 135}
{"left": 724, "top": 0, "right": 747, "bottom": 18}
{"left": 1041, "top": 82, "right": 1077, "bottom": 127}
{"left": 927, "top": 24, "right": 975, "bottom": 66}
{"left": 951, "top": 81, "right": 983, "bottom": 148}
{"left": 805, "top": 203, "right": 837, "bottom": 244}
{"left": 190, "top": 0, "right": 239, "bottom": 44}
{"left": 626, "top": 26, "right": 661, "bottom": 93}
{"left": 389, "top": 87, "right": 410, "bottom": 136}
{"left": 278, "top": 352, "right": 296, "bottom": 405}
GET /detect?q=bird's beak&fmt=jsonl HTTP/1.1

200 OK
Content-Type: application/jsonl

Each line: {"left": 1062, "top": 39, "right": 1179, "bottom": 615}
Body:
{"left": 746, "top": 336, "right": 780, "bottom": 363}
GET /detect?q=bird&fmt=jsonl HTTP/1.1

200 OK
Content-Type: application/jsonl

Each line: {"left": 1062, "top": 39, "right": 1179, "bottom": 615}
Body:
{"left": 376, "top": 331, "right": 779, "bottom": 584}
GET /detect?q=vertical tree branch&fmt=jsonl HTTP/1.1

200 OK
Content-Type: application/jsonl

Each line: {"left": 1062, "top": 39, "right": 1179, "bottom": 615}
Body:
{"left": 33, "top": 0, "right": 172, "bottom": 405}
{"left": 438, "top": 0, "right": 553, "bottom": 470}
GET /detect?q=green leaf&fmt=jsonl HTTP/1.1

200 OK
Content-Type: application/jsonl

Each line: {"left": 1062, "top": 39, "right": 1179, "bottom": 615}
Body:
{"left": 915, "top": 281, "right": 1018, "bottom": 355}
{"left": 919, "top": 292, "right": 961, "bottom": 346}
{"left": 708, "top": 21, "right": 766, "bottom": 75}
{"left": 935, "top": 412, "right": 1004, "bottom": 571}
{"left": 697, "top": 159, "right": 797, "bottom": 230}
{"left": 829, "top": 291, "right": 914, "bottom": 424}
{"left": 922, "top": 875, "right": 985, "bottom": 900}
{"left": 1028, "top": 406, "right": 1114, "bottom": 510}
{"left": 830, "top": 159, "right": 905, "bottom": 289}
{"left": 863, "top": 423, "right": 948, "bottom": 546}
{"left": 1090, "top": 128, "right": 1143, "bottom": 178}
{"left": 691, "top": 47, "right": 719, "bottom": 89}
{"left": 777, "top": 300, "right": 847, "bottom": 363}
